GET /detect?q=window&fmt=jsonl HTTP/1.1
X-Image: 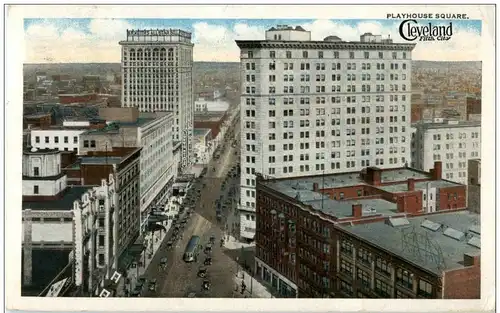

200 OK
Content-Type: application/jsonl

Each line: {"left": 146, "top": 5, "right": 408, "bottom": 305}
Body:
{"left": 45, "top": 136, "right": 49, "bottom": 143}
{"left": 375, "top": 257, "right": 390, "bottom": 276}
{"left": 73, "top": 136, "right": 78, "bottom": 144}
{"left": 33, "top": 167, "right": 40, "bottom": 177}
{"left": 83, "top": 140, "right": 89, "bottom": 148}
{"left": 90, "top": 140, "right": 96, "bottom": 148}
{"left": 340, "top": 259, "right": 352, "bottom": 274}
{"left": 303, "top": 51, "right": 308, "bottom": 58}
{"left": 340, "top": 280, "right": 353, "bottom": 296}
{"left": 375, "top": 279, "right": 391, "bottom": 297}
{"left": 33, "top": 185, "right": 39, "bottom": 194}
{"left": 396, "top": 268, "right": 413, "bottom": 290}
{"left": 418, "top": 279, "right": 433, "bottom": 297}
{"left": 357, "top": 269, "right": 370, "bottom": 287}
{"left": 64, "top": 136, "right": 69, "bottom": 143}
{"left": 286, "top": 51, "right": 292, "bottom": 59}
{"left": 340, "top": 239, "right": 353, "bottom": 255}
{"left": 54, "top": 136, "right": 59, "bottom": 143}
{"left": 270, "top": 51, "right": 276, "bottom": 58}
{"left": 357, "top": 247, "right": 371, "bottom": 265}
{"left": 248, "top": 51, "right": 254, "bottom": 58}
{"left": 35, "top": 136, "right": 40, "bottom": 143}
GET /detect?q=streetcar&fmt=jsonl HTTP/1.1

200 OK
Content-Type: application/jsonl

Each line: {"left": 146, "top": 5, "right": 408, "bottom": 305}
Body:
{"left": 183, "top": 235, "right": 201, "bottom": 262}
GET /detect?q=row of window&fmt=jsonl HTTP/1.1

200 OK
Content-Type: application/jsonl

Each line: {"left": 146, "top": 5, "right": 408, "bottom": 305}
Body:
{"left": 250, "top": 50, "right": 409, "bottom": 60}
{"left": 34, "top": 135, "right": 78, "bottom": 144}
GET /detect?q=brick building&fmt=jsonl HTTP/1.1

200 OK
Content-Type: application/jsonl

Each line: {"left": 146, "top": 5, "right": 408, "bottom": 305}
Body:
{"left": 193, "top": 111, "right": 227, "bottom": 138}
{"left": 466, "top": 97, "right": 481, "bottom": 120}
{"left": 24, "top": 113, "right": 53, "bottom": 130}
{"left": 59, "top": 93, "right": 98, "bottom": 104}
{"left": 254, "top": 162, "right": 472, "bottom": 298}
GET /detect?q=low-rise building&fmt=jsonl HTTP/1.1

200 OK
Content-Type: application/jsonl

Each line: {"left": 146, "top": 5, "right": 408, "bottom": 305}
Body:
{"left": 194, "top": 98, "right": 230, "bottom": 112}
{"left": 194, "top": 111, "right": 227, "bottom": 138}
{"left": 411, "top": 119, "right": 481, "bottom": 184}
{"left": 22, "top": 147, "right": 117, "bottom": 295}
{"left": 29, "top": 120, "right": 108, "bottom": 154}
{"left": 254, "top": 163, "right": 469, "bottom": 298}
{"left": 467, "top": 159, "right": 481, "bottom": 214}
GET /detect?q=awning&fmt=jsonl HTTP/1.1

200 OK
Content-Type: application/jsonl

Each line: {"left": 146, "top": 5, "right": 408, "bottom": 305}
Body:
{"left": 147, "top": 223, "right": 166, "bottom": 232}
{"left": 148, "top": 215, "right": 169, "bottom": 223}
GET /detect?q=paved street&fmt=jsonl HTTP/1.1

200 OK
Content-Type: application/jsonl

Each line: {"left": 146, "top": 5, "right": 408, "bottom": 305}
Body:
{"left": 139, "top": 121, "right": 250, "bottom": 298}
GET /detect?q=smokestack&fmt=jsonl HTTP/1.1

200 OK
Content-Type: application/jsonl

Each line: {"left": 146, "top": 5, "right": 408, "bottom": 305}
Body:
{"left": 407, "top": 178, "right": 415, "bottom": 191}
{"left": 313, "top": 182, "right": 319, "bottom": 192}
{"left": 352, "top": 203, "right": 362, "bottom": 218}
{"left": 433, "top": 161, "right": 443, "bottom": 180}
{"left": 366, "top": 167, "right": 381, "bottom": 186}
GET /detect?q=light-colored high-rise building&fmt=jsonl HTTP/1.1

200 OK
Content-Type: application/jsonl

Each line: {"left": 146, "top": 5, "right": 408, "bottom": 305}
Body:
{"left": 119, "top": 29, "right": 194, "bottom": 169}
{"left": 411, "top": 119, "right": 481, "bottom": 185}
{"left": 235, "top": 25, "right": 415, "bottom": 240}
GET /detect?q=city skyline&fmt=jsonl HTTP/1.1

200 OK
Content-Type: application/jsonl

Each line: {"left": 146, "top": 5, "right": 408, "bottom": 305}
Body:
{"left": 24, "top": 18, "right": 482, "bottom": 63}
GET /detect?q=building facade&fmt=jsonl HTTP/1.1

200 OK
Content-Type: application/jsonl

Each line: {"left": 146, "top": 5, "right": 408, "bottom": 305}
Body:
{"left": 411, "top": 119, "right": 481, "bottom": 185}
{"left": 254, "top": 168, "right": 477, "bottom": 299}
{"left": 467, "top": 159, "right": 481, "bottom": 214}
{"left": 73, "top": 175, "right": 117, "bottom": 295}
{"left": 236, "top": 25, "right": 415, "bottom": 240}
{"left": 63, "top": 148, "right": 142, "bottom": 268}
{"left": 78, "top": 109, "right": 175, "bottom": 232}
{"left": 119, "top": 29, "right": 194, "bottom": 169}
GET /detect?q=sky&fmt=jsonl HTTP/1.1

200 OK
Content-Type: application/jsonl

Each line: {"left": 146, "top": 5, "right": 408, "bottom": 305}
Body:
{"left": 24, "top": 18, "right": 482, "bottom": 63}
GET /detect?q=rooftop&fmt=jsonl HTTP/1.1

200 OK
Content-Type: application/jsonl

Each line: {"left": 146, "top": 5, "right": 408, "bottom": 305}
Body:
{"left": 193, "top": 128, "right": 211, "bottom": 136}
{"left": 414, "top": 120, "right": 481, "bottom": 130}
{"left": 379, "top": 180, "right": 461, "bottom": 193}
{"left": 81, "top": 117, "right": 155, "bottom": 135}
{"left": 338, "top": 210, "right": 481, "bottom": 274}
{"left": 22, "top": 186, "right": 91, "bottom": 211}
{"left": 80, "top": 156, "right": 123, "bottom": 165}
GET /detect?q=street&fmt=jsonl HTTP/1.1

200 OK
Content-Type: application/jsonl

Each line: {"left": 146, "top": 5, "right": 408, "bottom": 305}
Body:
{"left": 140, "top": 121, "right": 246, "bottom": 298}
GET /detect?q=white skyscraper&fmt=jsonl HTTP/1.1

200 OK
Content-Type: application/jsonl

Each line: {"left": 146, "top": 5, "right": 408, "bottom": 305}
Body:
{"left": 411, "top": 119, "right": 481, "bottom": 184}
{"left": 120, "top": 29, "right": 194, "bottom": 168}
{"left": 236, "top": 25, "right": 415, "bottom": 240}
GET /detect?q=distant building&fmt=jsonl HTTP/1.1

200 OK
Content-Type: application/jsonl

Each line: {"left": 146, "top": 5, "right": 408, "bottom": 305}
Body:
{"left": 59, "top": 93, "right": 98, "bottom": 104}
{"left": 63, "top": 147, "right": 141, "bottom": 270}
{"left": 467, "top": 159, "right": 481, "bottom": 214}
{"left": 194, "top": 98, "right": 230, "bottom": 113}
{"left": 466, "top": 97, "right": 481, "bottom": 120}
{"left": 119, "top": 29, "right": 194, "bottom": 169}
{"left": 78, "top": 107, "right": 175, "bottom": 233}
{"left": 255, "top": 166, "right": 476, "bottom": 298}
{"left": 24, "top": 113, "right": 53, "bottom": 130}
{"left": 411, "top": 119, "right": 481, "bottom": 184}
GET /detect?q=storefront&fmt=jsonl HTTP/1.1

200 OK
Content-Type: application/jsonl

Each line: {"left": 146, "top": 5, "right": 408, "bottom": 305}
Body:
{"left": 255, "top": 257, "right": 298, "bottom": 298}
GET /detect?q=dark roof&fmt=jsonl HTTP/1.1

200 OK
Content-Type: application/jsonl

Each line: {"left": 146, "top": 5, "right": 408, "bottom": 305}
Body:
{"left": 22, "top": 186, "right": 92, "bottom": 211}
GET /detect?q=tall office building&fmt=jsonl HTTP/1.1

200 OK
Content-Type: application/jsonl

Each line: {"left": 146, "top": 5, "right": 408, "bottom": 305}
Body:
{"left": 120, "top": 29, "right": 194, "bottom": 169}
{"left": 236, "top": 25, "right": 415, "bottom": 240}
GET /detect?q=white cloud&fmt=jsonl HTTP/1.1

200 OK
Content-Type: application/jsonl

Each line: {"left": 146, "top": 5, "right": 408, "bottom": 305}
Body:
{"left": 23, "top": 19, "right": 482, "bottom": 63}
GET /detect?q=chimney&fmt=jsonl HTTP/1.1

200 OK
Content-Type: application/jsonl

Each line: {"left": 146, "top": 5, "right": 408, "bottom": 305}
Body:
{"left": 313, "top": 183, "right": 319, "bottom": 192}
{"left": 463, "top": 253, "right": 480, "bottom": 267}
{"left": 407, "top": 178, "right": 415, "bottom": 191}
{"left": 352, "top": 203, "right": 362, "bottom": 218}
{"left": 433, "top": 161, "right": 443, "bottom": 180}
{"left": 366, "top": 167, "right": 381, "bottom": 186}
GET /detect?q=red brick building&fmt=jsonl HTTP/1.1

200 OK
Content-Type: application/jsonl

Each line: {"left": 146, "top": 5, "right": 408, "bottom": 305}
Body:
{"left": 24, "top": 113, "right": 53, "bottom": 130}
{"left": 59, "top": 93, "right": 98, "bottom": 104}
{"left": 254, "top": 162, "right": 477, "bottom": 298}
{"left": 194, "top": 111, "right": 227, "bottom": 138}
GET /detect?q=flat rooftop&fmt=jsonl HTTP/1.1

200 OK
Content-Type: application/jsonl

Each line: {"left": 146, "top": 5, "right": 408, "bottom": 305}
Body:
{"left": 338, "top": 210, "right": 481, "bottom": 274}
{"left": 82, "top": 117, "right": 156, "bottom": 135}
{"left": 22, "top": 186, "right": 91, "bottom": 211}
{"left": 414, "top": 120, "right": 481, "bottom": 130}
{"left": 80, "top": 156, "right": 123, "bottom": 165}
{"left": 193, "top": 128, "right": 211, "bottom": 136}
{"left": 379, "top": 180, "right": 461, "bottom": 193}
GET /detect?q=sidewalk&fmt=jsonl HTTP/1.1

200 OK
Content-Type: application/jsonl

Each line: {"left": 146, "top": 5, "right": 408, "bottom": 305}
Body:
{"left": 233, "top": 270, "right": 272, "bottom": 298}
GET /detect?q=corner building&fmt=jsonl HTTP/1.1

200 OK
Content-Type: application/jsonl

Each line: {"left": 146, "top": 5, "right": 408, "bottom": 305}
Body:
{"left": 120, "top": 29, "right": 194, "bottom": 169}
{"left": 236, "top": 26, "right": 416, "bottom": 240}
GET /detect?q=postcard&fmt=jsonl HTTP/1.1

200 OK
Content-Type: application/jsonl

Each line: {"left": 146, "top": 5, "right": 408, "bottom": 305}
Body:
{"left": 4, "top": 3, "right": 495, "bottom": 313}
